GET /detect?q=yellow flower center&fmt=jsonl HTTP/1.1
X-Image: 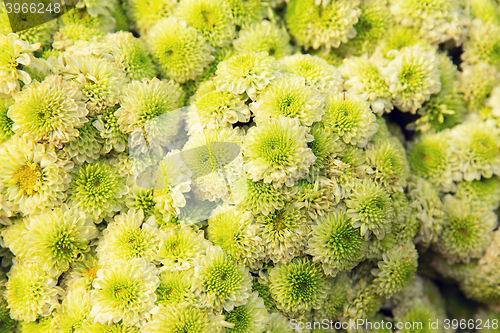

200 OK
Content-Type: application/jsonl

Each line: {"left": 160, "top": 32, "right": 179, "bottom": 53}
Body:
{"left": 87, "top": 267, "right": 100, "bottom": 280}
{"left": 12, "top": 163, "right": 42, "bottom": 195}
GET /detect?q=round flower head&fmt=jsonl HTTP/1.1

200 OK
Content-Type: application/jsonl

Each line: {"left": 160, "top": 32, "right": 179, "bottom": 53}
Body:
{"left": 366, "top": 136, "right": 410, "bottom": 193}
{"left": 105, "top": 32, "right": 157, "bottom": 81}
{"left": 280, "top": 54, "right": 344, "bottom": 95}
{"left": 233, "top": 21, "right": 293, "bottom": 59}
{"left": 374, "top": 26, "right": 432, "bottom": 59}
{"left": 90, "top": 258, "right": 159, "bottom": 326}
{"left": 243, "top": 116, "right": 316, "bottom": 188}
{"left": 53, "top": 287, "right": 91, "bottom": 333}
{"left": 96, "top": 209, "right": 159, "bottom": 265}
{"left": 142, "top": 303, "right": 226, "bottom": 333}
{"left": 93, "top": 106, "right": 128, "bottom": 154}
{"left": 285, "top": 0, "right": 361, "bottom": 51}
{"left": 191, "top": 245, "right": 252, "bottom": 312}
{"left": 307, "top": 123, "right": 342, "bottom": 176}
{"left": 226, "top": 0, "right": 263, "bottom": 28}
{"left": 24, "top": 205, "right": 97, "bottom": 276}
{"left": 124, "top": 186, "right": 155, "bottom": 219}
{"left": 175, "top": 0, "right": 236, "bottom": 47}
{"left": 381, "top": 45, "right": 441, "bottom": 113}
{"left": 0, "top": 135, "right": 71, "bottom": 215}
{"left": 155, "top": 269, "right": 195, "bottom": 306}
{"left": 126, "top": 0, "right": 177, "bottom": 35}
{"left": 469, "top": 0, "right": 500, "bottom": 24}
{"left": 372, "top": 242, "right": 418, "bottom": 298}
{"left": 214, "top": 51, "right": 282, "bottom": 101}
{"left": 408, "top": 131, "right": 453, "bottom": 190}
{"left": 292, "top": 176, "right": 336, "bottom": 220}
{"left": 321, "top": 92, "right": 378, "bottom": 147}
{"left": 9, "top": 75, "right": 87, "bottom": 147}
{"left": 250, "top": 75, "right": 324, "bottom": 127}
{"left": 460, "top": 63, "right": 499, "bottom": 112}
{"left": 463, "top": 20, "right": 500, "bottom": 69}
{"left": 344, "top": 281, "right": 383, "bottom": 321}
{"left": 60, "top": 116, "right": 103, "bottom": 165}
{"left": 0, "top": 99, "right": 14, "bottom": 144}
{"left": 455, "top": 176, "right": 500, "bottom": 211}
{"left": 449, "top": 119, "right": 500, "bottom": 181}
{"left": 223, "top": 291, "right": 268, "bottom": 333}
{"left": 207, "top": 204, "right": 262, "bottom": 269}
{"left": 4, "top": 260, "right": 62, "bottom": 322}
{"left": 346, "top": 178, "right": 395, "bottom": 240}
{"left": 339, "top": 56, "right": 392, "bottom": 116}
{"left": 67, "top": 159, "right": 127, "bottom": 222}
{"left": 308, "top": 208, "right": 365, "bottom": 277}
{"left": 64, "top": 253, "right": 100, "bottom": 292}
{"left": 256, "top": 204, "right": 309, "bottom": 264}
{"left": 434, "top": 195, "right": 498, "bottom": 264}
{"left": 268, "top": 257, "right": 328, "bottom": 316}
{"left": 156, "top": 226, "right": 209, "bottom": 271}
{"left": 265, "top": 313, "right": 293, "bottom": 333}
{"left": 146, "top": 17, "right": 214, "bottom": 83}
{"left": 0, "top": 33, "right": 41, "bottom": 97}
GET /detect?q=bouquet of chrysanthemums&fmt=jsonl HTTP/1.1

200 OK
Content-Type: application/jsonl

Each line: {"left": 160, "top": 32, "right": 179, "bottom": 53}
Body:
{"left": 0, "top": 0, "right": 500, "bottom": 331}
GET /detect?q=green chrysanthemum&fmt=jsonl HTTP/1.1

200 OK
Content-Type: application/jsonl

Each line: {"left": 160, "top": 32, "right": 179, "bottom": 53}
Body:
{"left": 375, "top": 26, "right": 432, "bottom": 58}
{"left": 460, "top": 63, "right": 499, "bottom": 112}
{"left": 393, "top": 298, "right": 441, "bottom": 333}
{"left": 81, "top": 320, "right": 140, "bottom": 333}
{"left": 64, "top": 253, "right": 100, "bottom": 292}
{"left": 366, "top": 136, "right": 410, "bottom": 193}
{"left": 250, "top": 74, "right": 324, "bottom": 126}
{"left": 227, "top": 0, "right": 263, "bottom": 28}
{"left": 192, "top": 246, "right": 252, "bottom": 312}
{"left": 344, "top": 282, "right": 383, "bottom": 321}
{"left": 155, "top": 269, "right": 195, "bottom": 306}
{"left": 313, "top": 274, "right": 350, "bottom": 322}
{"left": 53, "top": 287, "right": 91, "bottom": 333}
{"left": 67, "top": 159, "right": 127, "bottom": 222}
{"left": 207, "top": 204, "right": 262, "bottom": 269}
{"left": 463, "top": 20, "right": 500, "bottom": 69}
{"left": 339, "top": 56, "right": 392, "bottom": 116}
{"left": 251, "top": 279, "right": 276, "bottom": 312}
{"left": 9, "top": 75, "right": 87, "bottom": 147}
{"left": 126, "top": 0, "right": 177, "bottom": 35}
{"left": 435, "top": 195, "right": 498, "bottom": 264}
{"left": 346, "top": 178, "right": 395, "bottom": 240}
{"left": 124, "top": 186, "right": 156, "bottom": 219}
{"left": 90, "top": 258, "right": 159, "bottom": 326}
{"left": 280, "top": 54, "right": 344, "bottom": 95}
{"left": 449, "top": 119, "right": 500, "bottom": 181}
{"left": 285, "top": 0, "right": 361, "bottom": 51}
{"left": 0, "top": 295, "right": 16, "bottom": 333}
{"left": 292, "top": 177, "right": 336, "bottom": 220}
{"left": 223, "top": 291, "right": 268, "bottom": 333}
{"left": 382, "top": 45, "right": 441, "bottom": 113}
{"left": 0, "top": 135, "right": 71, "bottom": 215}
{"left": 96, "top": 209, "right": 159, "bottom": 265}
{"left": 175, "top": 0, "right": 236, "bottom": 47}
{"left": 198, "top": 46, "right": 234, "bottom": 83}
{"left": 233, "top": 21, "right": 292, "bottom": 59}
{"left": 264, "top": 313, "right": 292, "bottom": 333}
{"left": 308, "top": 208, "right": 365, "bottom": 276}
{"left": 243, "top": 116, "right": 316, "bottom": 188}
{"left": 4, "top": 260, "right": 61, "bottom": 322}
{"left": 268, "top": 257, "right": 328, "bottom": 316}
{"left": 105, "top": 32, "right": 157, "bottom": 81}
{"left": 0, "top": 99, "right": 14, "bottom": 144}
{"left": 372, "top": 242, "right": 418, "bottom": 298}
{"left": 455, "top": 176, "right": 500, "bottom": 211}
{"left": 146, "top": 17, "right": 214, "bottom": 83}
{"left": 156, "top": 226, "right": 209, "bottom": 271}
{"left": 214, "top": 51, "right": 281, "bottom": 100}
{"left": 93, "top": 106, "right": 128, "bottom": 154}
{"left": 322, "top": 92, "right": 378, "bottom": 147}
{"left": 307, "top": 123, "right": 343, "bottom": 177}
{"left": 60, "top": 116, "right": 103, "bottom": 165}
{"left": 16, "top": 315, "right": 55, "bottom": 333}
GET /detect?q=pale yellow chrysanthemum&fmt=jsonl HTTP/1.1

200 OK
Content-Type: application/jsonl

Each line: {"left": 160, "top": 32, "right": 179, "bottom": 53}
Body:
{"left": 53, "top": 286, "right": 92, "bottom": 333}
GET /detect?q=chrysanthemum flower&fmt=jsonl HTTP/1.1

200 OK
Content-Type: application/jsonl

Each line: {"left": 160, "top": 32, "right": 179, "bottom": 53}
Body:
{"left": 9, "top": 75, "right": 87, "bottom": 147}
{"left": 155, "top": 269, "right": 195, "bottom": 306}
{"left": 214, "top": 51, "right": 281, "bottom": 101}
{"left": 126, "top": 0, "right": 177, "bottom": 35}
{"left": 67, "top": 159, "right": 127, "bottom": 222}
{"left": 0, "top": 135, "right": 71, "bottom": 215}
{"left": 227, "top": 0, "right": 263, "bottom": 27}
{"left": 207, "top": 204, "right": 262, "bottom": 269}
{"left": 93, "top": 106, "right": 128, "bottom": 154}
{"left": 250, "top": 75, "right": 324, "bottom": 126}
{"left": 344, "top": 281, "right": 383, "bottom": 321}
{"left": 435, "top": 195, "right": 498, "bottom": 264}
{"left": 175, "top": 0, "right": 236, "bottom": 48}
{"left": 4, "top": 260, "right": 62, "bottom": 322}
{"left": 321, "top": 92, "right": 378, "bottom": 147}
{"left": 292, "top": 177, "right": 336, "bottom": 219}
{"left": 0, "top": 99, "right": 14, "bottom": 144}
{"left": 59, "top": 116, "right": 102, "bottom": 166}
{"left": 124, "top": 186, "right": 155, "bottom": 219}
{"left": 156, "top": 226, "right": 209, "bottom": 271}
{"left": 0, "top": 294, "right": 17, "bottom": 332}
{"left": 280, "top": 54, "right": 344, "bottom": 95}
{"left": 264, "top": 312, "right": 292, "bottom": 332}
{"left": 366, "top": 136, "right": 410, "bottom": 193}
{"left": 96, "top": 209, "right": 159, "bottom": 265}
{"left": 449, "top": 119, "right": 500, "bottom": 181}
{"left": 191, "top": 246, "right": 252, "bottom": 312}
{"left": 243, "top": 116, "right": 316, "bottom": 188}
{"left": 146, "top": 17, "right": 214, "bottom": 83}
{"left": 285, "top": 0, "right": 361, "bottom": 51}
{"left": 307, "top": 123, "right": 342, "bottom": 176}
{"left": 53, "top": 287, "right": 91, "bottom": 333}
{"left": 346, "top": 178, "right": 395, "bottom": 240}
{"left": 0, "top": 33, "right": 40, "bottom": 97}
{"left": 372, "top": 242, "right": 418, "bottom": 298}
{"left": 308, "top": 209, "right": 365, "bottom": 277}
{"left": 90, "top": 258, "right": 159, "bottom": 326}
{"left": 312, "top": 274, "right": 350, "bottom": 322}
{"left": 460, "top": 63, "right": 499, "bottom": 112}
{"left": 64, "top": 253, "right": 100, "bottom": 292}
{"left": 464, "top": 19, "right": 500, "bottom": 70}
{"left": 256, "top": 204, "right": 309, "bottom": 264}
{"left": 340, "top": 56, "right": 393, "bottom": 116}
{"left": 233, "top": 21, "right": 292, "bottom": 59}
{"left": 455, "top": 176, "right": 500, "bottom": 211}
{"left": 223, "top": 291, "right": 268, "bottom": 333}
{"left": 374, "top": 26, "right": 433, "bottom": 59}
{"left": 382, "top": 45, "right": 441, "bottom": 113}
{"left": 15, "top": 315, "right": 55, "bottom": 333}
{"left": 268, "top": 257, "right": 328, "bottom": 316}
{"left": 81, "top": 320, "right": 140, "bottom": 333}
